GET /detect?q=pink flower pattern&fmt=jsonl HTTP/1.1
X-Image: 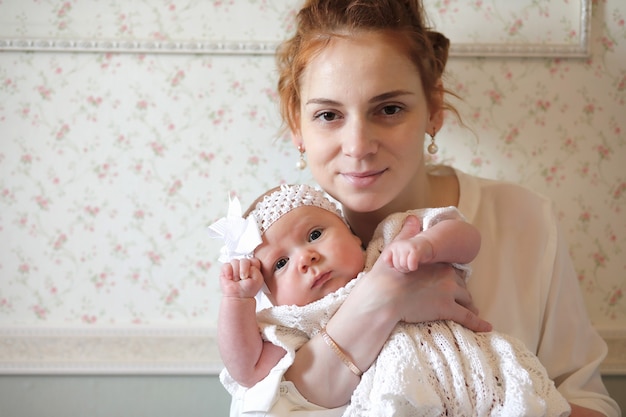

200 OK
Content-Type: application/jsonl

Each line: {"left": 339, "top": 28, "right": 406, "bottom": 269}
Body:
{"left": 0, "top": 0, "right": 623, "bottom": 331}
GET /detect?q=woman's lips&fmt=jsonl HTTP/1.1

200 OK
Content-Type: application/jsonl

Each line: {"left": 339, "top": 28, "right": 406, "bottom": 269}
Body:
{"left": 341, "top": 169, "right": 386, "bottom": 187}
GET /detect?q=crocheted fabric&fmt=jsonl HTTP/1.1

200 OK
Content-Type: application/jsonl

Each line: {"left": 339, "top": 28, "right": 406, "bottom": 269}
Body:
{"left": 250, "top": 184, "right": 345, "bottom": 235}
{"left": 222, "top": 208, "right": 571, "bottom": 416}
{"left": 364, "top": 206, "right": 472, "bottom": 276}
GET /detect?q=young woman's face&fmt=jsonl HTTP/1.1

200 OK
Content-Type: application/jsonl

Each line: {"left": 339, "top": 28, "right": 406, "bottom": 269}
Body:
{"left": 294, "top": 31, "right": 435, "bottom": 214}
{"left": 254, "top": 206, "right": 364, "bottom": 306}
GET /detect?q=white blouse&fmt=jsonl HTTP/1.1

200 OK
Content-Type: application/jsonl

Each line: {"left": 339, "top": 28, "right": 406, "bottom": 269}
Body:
{"left": 455, "top": 169, "right": 619, "bottom": 417}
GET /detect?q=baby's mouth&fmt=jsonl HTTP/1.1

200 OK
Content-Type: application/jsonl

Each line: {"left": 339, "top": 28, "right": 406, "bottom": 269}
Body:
{"left": 311, "top": 271, "right": 331, "bottom": 289}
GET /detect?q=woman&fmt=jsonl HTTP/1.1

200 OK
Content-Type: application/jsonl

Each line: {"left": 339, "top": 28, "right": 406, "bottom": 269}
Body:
{"left": 257, "top": 0, "right": 618, "bottom": 416}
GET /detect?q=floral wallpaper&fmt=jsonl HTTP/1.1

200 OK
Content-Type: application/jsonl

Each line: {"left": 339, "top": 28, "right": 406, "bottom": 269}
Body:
{"left": 0, "top": 0, "right": 624, "bottom": 336}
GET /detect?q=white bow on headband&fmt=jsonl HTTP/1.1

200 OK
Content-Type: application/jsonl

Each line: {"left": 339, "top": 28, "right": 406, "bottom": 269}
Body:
{"left": 207, "top": 196, "right": 262, "bottom": 263}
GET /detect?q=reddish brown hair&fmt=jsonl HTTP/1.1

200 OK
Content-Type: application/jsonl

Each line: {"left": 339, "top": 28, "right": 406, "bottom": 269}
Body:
{"left": 276, "top": 0, "right": 454, "bottom": 133}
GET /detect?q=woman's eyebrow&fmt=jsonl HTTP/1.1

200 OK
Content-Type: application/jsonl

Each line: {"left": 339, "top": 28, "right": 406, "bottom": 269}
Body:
{"left": 369, "top": 90, "right": 414, "bottom": 103}
{"left": 305, "top": 90, "right": 414, "bottom": 106}
{"left": 305, "top": 98, "right": 340, "bottom": 106}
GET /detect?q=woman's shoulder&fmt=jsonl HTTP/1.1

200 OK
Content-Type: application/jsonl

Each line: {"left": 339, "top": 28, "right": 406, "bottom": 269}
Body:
{"left": 473, "top": 173, "right": 546, "bottom": 199}
{"left": 455, "top": 169, "right": 555, "bottom": 227}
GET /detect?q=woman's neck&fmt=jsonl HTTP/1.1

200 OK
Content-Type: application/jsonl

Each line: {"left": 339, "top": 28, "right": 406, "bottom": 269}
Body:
{"left": 428, "top": 167, "right": 460, "bottom": 207}
{"left": 344, "top": 169, "right": 459, "bottom": 246}
{"left": 344, "top": 210, "right": 387, "bottom": 248}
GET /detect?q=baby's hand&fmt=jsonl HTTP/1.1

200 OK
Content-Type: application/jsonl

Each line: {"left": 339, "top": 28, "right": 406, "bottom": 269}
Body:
{"left": 382, "top": 215, "right": 434, "bottom": 273}
{"left": 381, "top": 240, "right": 426, "bottom": 273}
{"left": 219, "top": 257, "right": 264, "bottom": 298}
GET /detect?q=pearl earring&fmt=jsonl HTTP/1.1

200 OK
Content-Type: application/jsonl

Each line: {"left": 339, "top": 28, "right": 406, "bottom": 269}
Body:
{"left": 296, "top": 145, "right": 307, "bottom": 170}
{"left": 427, "top": 131, "right": 438, "bottom": 155}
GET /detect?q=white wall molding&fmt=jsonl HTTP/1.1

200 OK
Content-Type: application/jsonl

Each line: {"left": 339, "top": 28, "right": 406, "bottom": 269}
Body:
{"left": 0, "top": 38, "right": 279, "bottom": 55}
{"left": 0, "top": 37, "right": 589, "bottom": 58}
{"left": 599, "top": 328, "right": 626, "bottom": 376}
{"left": 0, "top": 327, "right": 624, "bottom": 376}
{"left": 0, "top": 327, "right": 223, "bottom": 375}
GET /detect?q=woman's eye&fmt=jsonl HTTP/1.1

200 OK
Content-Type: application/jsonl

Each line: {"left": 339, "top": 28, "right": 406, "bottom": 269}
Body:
{"left": 315, "top": 111, "right": 338, "bottom": 122}
{"left": 274, "top": 258, "right": 288, "bottom": 271}
{"left": 381, "top": 105, "right": 402, "bottom": 115}
{"left": 309, "top": 229, "right": 322, "bottom": 241}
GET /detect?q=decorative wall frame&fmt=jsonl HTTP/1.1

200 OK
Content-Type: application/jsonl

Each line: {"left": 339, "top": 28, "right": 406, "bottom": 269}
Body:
{"left": 0, "top": 0, "right": 591, "bottom": 58}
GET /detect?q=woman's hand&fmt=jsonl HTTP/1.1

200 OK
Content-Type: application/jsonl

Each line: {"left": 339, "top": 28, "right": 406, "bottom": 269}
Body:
{"left": 362, "top": 217, "right": 492, "bottom": 332}
{"left": 358, "top": 259, "right": 491, "bottom": 332}
{"left": 569, "top": 404, "right": 606, "bottom": 417}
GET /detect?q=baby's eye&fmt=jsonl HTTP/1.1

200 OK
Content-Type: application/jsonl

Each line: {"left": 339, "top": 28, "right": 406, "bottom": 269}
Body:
{"left": 309, "top": 229, "right": 322, "bottom": 241}
{"left": 274, "top": 258, "right": 288, "bottom": 271}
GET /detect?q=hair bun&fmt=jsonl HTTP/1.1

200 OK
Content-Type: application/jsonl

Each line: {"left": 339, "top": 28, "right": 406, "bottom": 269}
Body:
{"left": 427, "top": 30, "right": 450, "bottom": 75}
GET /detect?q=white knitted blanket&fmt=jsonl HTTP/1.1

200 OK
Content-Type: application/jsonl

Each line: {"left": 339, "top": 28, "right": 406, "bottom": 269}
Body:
{"left": 253, "top": 208, "right": 571, "bottom": 416}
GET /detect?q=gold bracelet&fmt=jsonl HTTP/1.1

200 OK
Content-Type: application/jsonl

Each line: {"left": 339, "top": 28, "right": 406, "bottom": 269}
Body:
{"left": 319, "top": 328, "right": 362, "bottom": 377}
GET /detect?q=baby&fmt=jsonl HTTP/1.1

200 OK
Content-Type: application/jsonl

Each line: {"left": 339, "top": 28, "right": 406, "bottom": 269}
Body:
{"left": 209, "top": 184, "right": 570, "bottom": 417}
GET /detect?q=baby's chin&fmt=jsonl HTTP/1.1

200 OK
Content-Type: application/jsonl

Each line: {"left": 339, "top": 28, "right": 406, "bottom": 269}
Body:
{"left": 319, "top": 275, "right": 355, "bottom": 298}
{"left": 275, "top": 276, "right": 356, "bottom": 307}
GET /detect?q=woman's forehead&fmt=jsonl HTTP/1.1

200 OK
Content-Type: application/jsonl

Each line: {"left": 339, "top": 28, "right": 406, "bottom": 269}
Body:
{"left": 300, "top": 34, "right": 422, "bottom": 102}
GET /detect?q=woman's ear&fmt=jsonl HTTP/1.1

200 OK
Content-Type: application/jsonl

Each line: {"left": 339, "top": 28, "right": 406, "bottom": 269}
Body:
{"left": 430, "top": 107, "right": 444, "bottom": 134}
{"left": 291, "top": 130, "right": 303, "bottom": 148}
{"left": 429, "top": 78, "right": 445, "bottom": 133}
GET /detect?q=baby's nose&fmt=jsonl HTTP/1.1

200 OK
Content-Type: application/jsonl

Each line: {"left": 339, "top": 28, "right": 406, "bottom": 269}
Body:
{"left": 298, "top": 248, "right": 320, "bottom": 272}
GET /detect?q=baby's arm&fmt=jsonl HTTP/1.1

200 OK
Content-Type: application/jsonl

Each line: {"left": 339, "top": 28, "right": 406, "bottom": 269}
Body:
{"left": 382, "top": 216, "right": 481, "bottom": 273}
{"left": 218, "top": 258, "right": 286, "bottom": 387}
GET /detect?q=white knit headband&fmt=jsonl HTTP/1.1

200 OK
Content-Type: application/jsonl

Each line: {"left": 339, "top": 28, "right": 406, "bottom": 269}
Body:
{"left": 207, "top": 184, "right": 345, "bottom": 263}
{"left": 250, "top": 184, "right": 346, "bottom": 236}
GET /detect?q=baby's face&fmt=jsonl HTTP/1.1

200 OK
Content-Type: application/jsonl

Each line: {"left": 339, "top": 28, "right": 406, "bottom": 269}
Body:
{"left": 254, "top": 206, "right": 364, "bottom": 306}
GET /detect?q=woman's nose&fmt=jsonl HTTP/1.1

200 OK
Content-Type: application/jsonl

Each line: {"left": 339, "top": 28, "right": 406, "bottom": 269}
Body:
{"left": 298, "top": 248, "right": 319, "bottom": 272}
{"left": 342, "top": 118, "right": 378, "bottom": 159}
